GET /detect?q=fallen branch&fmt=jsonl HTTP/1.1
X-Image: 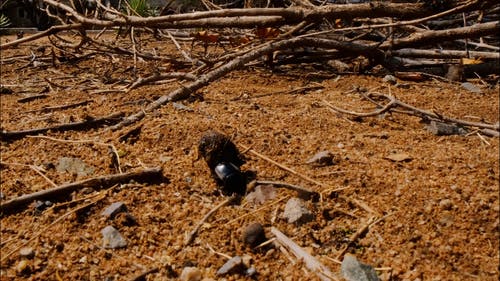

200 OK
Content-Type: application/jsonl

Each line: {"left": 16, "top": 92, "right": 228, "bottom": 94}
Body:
{"left": 127, "top": 72, "right": 198, "bottom": 91}
{"left": 23, "top": 100, "right": 91, "bottom": 113}
{"left": 271, "top": 227, "right": 339, "bottom": 281}
{"left": 323, "top": 93, "right": 500, "bottom": 132}
{"left": 0, "top": 24, "right": 83, "bottom": 50}
{"left": 0, "top": 112, "right": 124, "bottom": 141}
{"left": 0, "top": 167, "right": 162, "bottom": 214}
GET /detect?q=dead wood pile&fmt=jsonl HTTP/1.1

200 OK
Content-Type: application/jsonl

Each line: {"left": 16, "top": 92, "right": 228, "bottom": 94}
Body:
{"left": 1, "top": 0, "right": 499, "bottom": 133}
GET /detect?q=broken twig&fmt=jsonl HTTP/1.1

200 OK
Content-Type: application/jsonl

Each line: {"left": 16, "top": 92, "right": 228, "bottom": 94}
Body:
{"left": 271, "top": 227, "right": 339, "bottom": 281}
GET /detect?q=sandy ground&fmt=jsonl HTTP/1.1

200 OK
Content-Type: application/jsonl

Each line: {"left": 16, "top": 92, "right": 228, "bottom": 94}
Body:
{"left": 0, "top": 33, "right": 499, "bottom": 280}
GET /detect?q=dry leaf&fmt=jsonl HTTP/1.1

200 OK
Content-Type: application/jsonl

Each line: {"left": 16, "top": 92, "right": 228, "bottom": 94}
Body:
{"left": 461, "top": 58, "right": 483, "bottom": 65}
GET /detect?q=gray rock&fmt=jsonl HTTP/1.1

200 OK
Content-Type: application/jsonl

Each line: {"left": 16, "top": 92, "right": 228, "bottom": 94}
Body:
{"left": 461, "top": 82, "right": 482, "bottom": 94}
{"left": 56, "top": 157, "right": 95, "bottom": 176}
{"left": 245, "top": 266, "right": 257, "bottom": 277}
{"left": 19, "top": 247, "right": 35, "bottom": 259}
{"left": 383, "top": 75, "right": 397, "bottom": 85}
{"left": 327, "top": 59, "right": 350, "bottom": 72}
{"left": 101, "top": 226, "right": 127, "bottom": 249}
{"left": 341, "top": 255, "right": 380, "bottom": 281}
{"left": 426, "top": 121, "right": 467, "bottom": 136}
{"left": 245, "top": 184, "right": 276, "bottom": 206}
{"left": 101, "top": 202, "right": 127, "bottom": 218}
{"left": 242, "top": 222, "right": 266, "bottom": 248}
{"left": 216, "top": 256, "right": 245, "bottom": 276}
{"left": 283, "top": 198, "right": 314, "bottom": 225}
{"left": 306, "top": 150, "right": 335, "bottom": 166}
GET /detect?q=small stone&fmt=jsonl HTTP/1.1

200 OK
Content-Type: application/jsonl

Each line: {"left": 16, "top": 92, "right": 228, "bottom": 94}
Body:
{"left": 101, "top": 202, "right": 127, "bottom": 218}
{"left": 242, "top": 222, "right": 266, "bottom": 248}
{"left": 461, "top": 82, "right": 482, "bottom": 94}
{"left": 33, "top": 200, "right": 51, "bottom": 213}
{"left": 101, "top": 225, "right": 127, "bottom": 249}
{"left": 56, "top": 157, "right": 95, "bottom": 176}
{"left": 439, "top": 199, "right": 453, "bottom": 210}
{"left": 16, "top": 260, "right": 32, "bottom": 275}
{"left": 245, "top": 185, "right": 276, "bottom": 206}
{"left": 383, "top": 75, "right": 397, "bottom": 85}
{"left": 245, "top": 266, "right": 257, "bottom": 277}
{"left": 19, "top": 247, "right": 35, "bottom": 259}
{"left": 306, "top": 151, "right": 335, "bottom": 167}
{"left": 341, "top": 254, "right": 380, "bottom": 281}
{"left": 327, "top": 60, "right": 350, "bottom": 72}
{"left": 283, "top": 198, "right": 314, "bottom": 225}
{"left": 0, "top": 191, "right": 5, "bottom": 200}
{"left": 180, "top": 266, "right": 202, "bottom": 281}
{"left": 216, "top": 256, "right": 245, "bottom": 276}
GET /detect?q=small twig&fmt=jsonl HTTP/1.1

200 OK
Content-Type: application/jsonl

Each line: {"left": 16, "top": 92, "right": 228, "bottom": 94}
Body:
{"left": 0, "top": 168, "right": 162, "bottom": 214}
{"left": 17, "top": 94, "right": 50, "bottom": 103}
{"left": 224, "top": 195, "right": 289, "bottom": 225}
{"left": 255, "top": 180, "right": 318, "bottom": 199}
{"left": 127, "top": 72, "right": 198, "bottom": 92}
{"left": 129, "top": 267, "right": 159, "bottom": 281}
{"left": 476, "top": 132, "right": 491, "bottom": 146}
{"left": 184, "top": 195, "right": 237, "bottom": 245}
{"left": 206, "top": 243, "right": 232, "bottom": 259}
{"left": 1, "top": 161, "right": 58, "bottom": 188}
{"left": 339, "top": 195, "right": 381, "bottom": 216}
{"left": 240, "top": 144, "right": 329, "bottom": 189}
{"left": 271, "top": 227, "right": 339, "bottom": 281}
{"left": 322, "top": 96, "right": 397, "bottom": 117}
{"left": 165, "top": 30, "right": 194, "bottom": 63}
{"left": 231, "top": 84, "right": 324, "bottom": 101}
{"left": 335, "top": 216, "right": 376, "bottom": 260}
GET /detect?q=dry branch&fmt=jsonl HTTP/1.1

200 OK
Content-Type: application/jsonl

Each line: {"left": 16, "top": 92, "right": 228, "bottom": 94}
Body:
{"left": 0, "top": 167, "right": 162, "bottom": 214}
{"left": 380, "top": 21, "right": 500, "bottom": 50}
{"left": 324, "top": 93, "right": 500, "bottom": 133}
{"left": 0, "top": 112, "right": 124, "bottom": 141}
